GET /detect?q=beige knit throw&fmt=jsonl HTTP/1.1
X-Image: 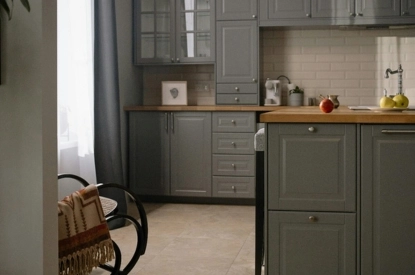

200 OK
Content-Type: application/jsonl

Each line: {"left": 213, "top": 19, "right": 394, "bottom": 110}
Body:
{"left": 58, "top": 184, "right": 115, "bottom": 275}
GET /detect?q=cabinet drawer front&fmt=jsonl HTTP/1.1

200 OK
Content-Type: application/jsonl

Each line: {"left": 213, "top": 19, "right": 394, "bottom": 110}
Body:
{"left": 267, "top": 211, "right": 356, "bottom": 275}
{"left": 216, "top": 94, "right": 258, "bottom": 105}
{"left": 213, "top": 133, "right": 254, "bottom": 154}
{"left": 213, "top": 112, "right": 256, "bottom": 133}
{"left": 267, "top": 123, "right": 356, "bottom": 212}
{"left": 213, "top": 176, "right": 255, "bottom": 198}
{"left": 213, "top": 155, "right": 255, "bottom": 176}
{"left": 217, "top": 83, "right": 258, "bottom": 94}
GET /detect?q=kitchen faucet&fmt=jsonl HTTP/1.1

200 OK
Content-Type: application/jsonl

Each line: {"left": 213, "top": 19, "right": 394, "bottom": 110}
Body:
{"left": 384, "top": 64, "right": 403, "bottom": 95}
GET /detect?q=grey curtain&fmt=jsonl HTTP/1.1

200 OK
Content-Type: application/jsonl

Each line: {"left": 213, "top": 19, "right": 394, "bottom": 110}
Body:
{"left": 94, "top": 0, "right": 126, "bottom": 227}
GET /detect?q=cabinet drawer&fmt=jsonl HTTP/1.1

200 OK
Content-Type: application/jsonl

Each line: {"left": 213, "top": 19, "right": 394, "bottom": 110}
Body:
{"left": 213, "top": 155, "right": 255, "bottom": 176}
{"left": 217, "top": 83, "right": 258, "bottom": 94}
{"left": 278, "top": 123, "right": 349, "bottom": 135}
{"left": 216, "top": 94, "right": 258, "bottom": 105}
{"left": 213, "top": 133, "right": 254, "bottom": 154}
{"left": 213, "top": 112, "right": 256, "bottom": 133}
{"left": 267, "top": 211, "right": 356, "bottom": 275}
{"left": 213, "top": 176, "right": 255, "bottom": 198}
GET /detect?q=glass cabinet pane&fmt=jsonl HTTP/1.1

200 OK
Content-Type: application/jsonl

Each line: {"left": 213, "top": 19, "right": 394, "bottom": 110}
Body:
{"left": 181, "top": 0, "right": 195, "bottom": 11}
{"left": 197, "top": 0, "right": 210, "bottom": 10}
{"left": 141, "top": 14, "right": 154, "bottom": 32}
{"left": 156, "top": 34, "right": 171, "bottom": 59}
{"left": 181, "top": 12, "right": 194, "bottom": 31}
{"left": 141, "top": 34, "right": 155, "bottom": 58}
{"left": 196, "top": 12, "right": 210, "bottom": 31}
{"left": 156, "top": 0, "right": 170, "bottom": 11}
{"left": 141, "top": 0, "right": 154, "bottom": 12}
{"left": 156, "top": 13, "right": 170, "bottom": 32}
{"left": 181, "top": 33, "right": 195, "bottom": 58}
{"left": 196, "top": 33, "right": 210, "bottom": 57}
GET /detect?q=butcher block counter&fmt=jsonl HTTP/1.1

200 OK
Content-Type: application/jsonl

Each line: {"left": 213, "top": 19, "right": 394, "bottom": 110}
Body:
{"left": 260, "top": 106, "right": 415, "bottom": 124}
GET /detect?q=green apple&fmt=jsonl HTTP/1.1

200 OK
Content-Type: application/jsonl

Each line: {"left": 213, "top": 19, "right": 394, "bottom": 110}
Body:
{"left": 379, "top": 96, "right": 396, "bottom": 108}
{"left": 393, "top": 94, "right": 409, "bottom": 108}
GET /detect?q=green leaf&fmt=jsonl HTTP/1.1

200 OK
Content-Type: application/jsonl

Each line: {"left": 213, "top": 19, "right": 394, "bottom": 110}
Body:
{"left": 0, "top": 0, "right": 12, "bottom": 20}
{"left": 20, "top": 0, "right": 29, "bottom": 12}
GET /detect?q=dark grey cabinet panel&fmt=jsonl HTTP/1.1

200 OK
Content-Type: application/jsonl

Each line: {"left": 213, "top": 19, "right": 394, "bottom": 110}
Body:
{"left": 357, "top": 0, "right": 400, "bottom": 17}
{"left": 129, "top": 112, "right": 211, "bottom": 197}
{"left": 217, "top": 0, "right": 258, "bottom": 20}
{"left": 313, "top": 0, "right": 355, "bottom": 18}
{"left": 129, "top": 112, "right": 170, "bottom": 195}
{"left": 267, "top": 123, "right": 357, "bottom": 212}
{"left": 263, "top": 0, "right": 311, "bottom": 19}
{"left": 403, "top": 0, "right": 415, "bottom": 15}
{"left": 361, "top": 124, "right": 415, "bottom": 275}
{"left": 216, "top": 21, "right": 258, "bottom": 84}
{"left": 267, "top": 211, "right": 356, "bottom": 275}
{"left": 170, "top": 112, "right": 212, "bottom": 196}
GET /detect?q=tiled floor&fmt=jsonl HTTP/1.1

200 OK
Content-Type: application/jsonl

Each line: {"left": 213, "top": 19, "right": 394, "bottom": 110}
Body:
{"left": 92, "top": 203, "right": 259, "bottom": 275}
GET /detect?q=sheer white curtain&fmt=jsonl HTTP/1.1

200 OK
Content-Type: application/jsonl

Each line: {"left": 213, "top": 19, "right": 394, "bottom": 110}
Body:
{"left": 58, "top": 0, "right": 96, "bottom": 193}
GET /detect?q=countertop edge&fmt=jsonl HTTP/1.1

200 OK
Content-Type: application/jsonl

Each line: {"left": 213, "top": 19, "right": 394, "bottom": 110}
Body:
{"left": 124, "top": 105, "right": 281, "bottom": 112}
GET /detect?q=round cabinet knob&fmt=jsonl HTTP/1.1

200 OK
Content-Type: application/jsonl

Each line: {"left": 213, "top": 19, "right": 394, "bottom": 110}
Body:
{"left": 306, "top": 13, "right": 311, "bottom": 17}
{"left": 231, "top": 163, "right": 235, "bottom": 168}
{"left": 231, "top": 120, "right": 235, "bottom": 124}
{"left": 308, "top": 127, "right": 316, "bottom": 132}
{"left": 235, "top": 87, "right": 239, "bottom": 91}
{"left": 231, "top": 142, "right": 235, "bottom": 146}
{"left": 231, "top": 185, "right": 235, "bottom": 190}
{"left": 235, "top": 97, "right": 239, "bottom": 102}
{"left": 171, "top": 58, "right": 174, "bottom": 63}
{"left": 252, "top": 78, "right": 257, "bottom": 83}
{"left": 252, "top": 15, "right": 257, "bottom": 18}
{"left": 309, "top": 216, "right": 318, "bottom": 222}
{"left": 176, "top": 58, "right": 180, "bottom": 62}
{"left": 358, "top": 13, "right": 363, "bottom": 16}
{"left": 349, "top": 12, "right": 356, "bottom": 17}
{"left": 402, "top": 11, "right": 410, "bottom": 16}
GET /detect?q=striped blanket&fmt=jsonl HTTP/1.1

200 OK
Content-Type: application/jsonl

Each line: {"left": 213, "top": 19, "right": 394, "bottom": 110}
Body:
{"left": 58, "top": 184, "right": 114, "bottom": 275}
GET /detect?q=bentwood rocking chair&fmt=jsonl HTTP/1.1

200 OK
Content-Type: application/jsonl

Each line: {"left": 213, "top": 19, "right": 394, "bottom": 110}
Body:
{"left": 58, "top": 173, "right": 148, "bottom": 275}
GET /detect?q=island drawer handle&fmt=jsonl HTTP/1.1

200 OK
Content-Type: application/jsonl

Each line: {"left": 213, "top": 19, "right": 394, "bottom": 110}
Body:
{"left": 381, "top": 130, "right": 415, "bottom": 134}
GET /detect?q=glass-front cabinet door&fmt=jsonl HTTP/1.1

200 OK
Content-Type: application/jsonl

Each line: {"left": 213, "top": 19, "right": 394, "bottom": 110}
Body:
{"left": 176, "top": 0, "right": 215, "bottom": 63}
{"left": 134, "top": 0, "right": 214, "bottom": 64}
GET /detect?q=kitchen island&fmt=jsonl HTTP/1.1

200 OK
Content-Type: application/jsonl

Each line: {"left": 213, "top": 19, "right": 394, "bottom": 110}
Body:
{"left": 260, "top": 106, "right": 415, "bottom": 275}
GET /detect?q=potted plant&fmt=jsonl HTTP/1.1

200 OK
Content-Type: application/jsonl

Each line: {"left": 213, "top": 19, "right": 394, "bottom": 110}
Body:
{"left": 288, "top": 85, "right": 304, "bottom": 106}
{"left": 1, "top": 0, "right": 30, "bottom": 20}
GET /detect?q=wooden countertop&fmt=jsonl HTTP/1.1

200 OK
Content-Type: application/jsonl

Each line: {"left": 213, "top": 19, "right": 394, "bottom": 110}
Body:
{"left": 260, "top": 106, "right": 415, "bottom": 124}
{"left": 124, "top": 105, "right": 280, "bottom": 112}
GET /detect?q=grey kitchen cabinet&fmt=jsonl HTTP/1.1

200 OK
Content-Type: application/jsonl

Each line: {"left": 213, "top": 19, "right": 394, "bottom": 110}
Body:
{"left": 267, "top": 123, "right": 357, "bottom": 212}
{"left": 216, "top": 0, "right": 258, "bottom": 20}
{"left": 134, "top": 0, "right": 215, "bottom": 64}
{"left": 216, "top": 20, "right": 258, "bottom": 105}
{"left": 361, "top": 124, "right": 415, "bottom": 274}
{"left": 129, "top": 112, "right": 212, "bottom": 197}
{"left": 212, "top": 112, "right": 256, "bottom": 198}
{"left": 259, "top": 0, "right": 415, "bottom": 26}
{"left": 265, "top": 123, "right": 357, "bottom": 274}
{"left": 267, "top": 211, "right": 356, "bottom": 275}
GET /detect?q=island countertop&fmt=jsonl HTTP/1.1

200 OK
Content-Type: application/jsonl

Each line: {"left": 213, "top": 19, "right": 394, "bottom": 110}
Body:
{"left": 260, "top": 106, "right": 415, "bottom": 124}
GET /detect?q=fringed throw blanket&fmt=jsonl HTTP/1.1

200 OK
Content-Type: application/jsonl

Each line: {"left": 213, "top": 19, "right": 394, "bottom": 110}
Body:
{"left": 58, "top": 184, "right": 115, "bottom": 275}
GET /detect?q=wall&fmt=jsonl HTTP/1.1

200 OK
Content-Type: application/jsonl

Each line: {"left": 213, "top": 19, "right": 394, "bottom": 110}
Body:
{"left": 0, "top": 1, "right": 57, "bottom": 274}
{"left": 140, "top": 27, "right": 415, "bottom": 107}
{"left": 261, "top": 27, "right": 415, "bottom": 106}
{"left": 142, "top": 65, "right": 215, "bottom": 105}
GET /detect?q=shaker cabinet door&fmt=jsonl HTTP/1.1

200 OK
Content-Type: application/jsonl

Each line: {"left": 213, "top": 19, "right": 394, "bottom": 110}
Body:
{"left": 361, "top": 124, "right": 415, "bottom": 275}
{"left": 217, "top": 0, "right": 258, "bottom": 20}
{"left": 267, "top": 123, "right": 357, "bottom": 212}
{"left": 267, "top": 211, "right": 356, "bottom": 275}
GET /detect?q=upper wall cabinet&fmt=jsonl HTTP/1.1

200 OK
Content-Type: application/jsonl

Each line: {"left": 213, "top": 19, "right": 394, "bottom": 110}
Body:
{"left": 134, "top": 0, "right": 215, "bottom": 65}
{"left": 216, "top": 0, "right": 258, "bottom": 20}
{"left": 259, "top": 0, "right": 415, "bottom": 26}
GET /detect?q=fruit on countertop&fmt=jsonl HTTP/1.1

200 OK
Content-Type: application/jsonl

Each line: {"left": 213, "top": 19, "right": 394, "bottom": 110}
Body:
{"left": 392, "top": 94, "right": 409, "bottom": 108}
{"left": 379, "top": 96, "right": 396, "bottom": 108}
{"left": 319, "top": 98, "right": 334, "bottom": 113}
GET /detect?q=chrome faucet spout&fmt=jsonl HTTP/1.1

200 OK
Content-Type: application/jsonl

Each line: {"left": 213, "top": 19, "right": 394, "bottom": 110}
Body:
{"left": 384, "top": 65, "right": 404, "bottom": 94}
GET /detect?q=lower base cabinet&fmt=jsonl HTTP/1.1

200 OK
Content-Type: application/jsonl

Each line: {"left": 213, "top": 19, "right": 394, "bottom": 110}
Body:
{"left": 267, "top": 211, "right": 356, "bottom": 275}
{"left": 361, "top": 124, "right": 415, "bottom": 274}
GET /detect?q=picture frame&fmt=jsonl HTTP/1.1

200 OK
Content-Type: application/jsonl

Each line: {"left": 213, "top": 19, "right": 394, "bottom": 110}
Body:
{"left": 162, "top": 81, "right": 188, "bottom": 105}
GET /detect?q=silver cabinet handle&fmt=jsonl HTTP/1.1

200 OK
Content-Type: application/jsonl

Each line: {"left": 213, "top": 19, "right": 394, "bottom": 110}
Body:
{"left": 252, "top": 78, "right": 257, "bottom": 83}
{"left": 164, "top": 113, "right": 168, "bottom": 131}
{"left": 235, "top": 87, "right": 239, "bottom": 91}
{"left": 381, "top": 130, "right": 415, "bottom": 134}
{"left": 358, "top": 13, "right": 363, "bottom": 16}
{"left": 171, "top": 112, "right": 174, "bottom": 132}
{"left": 171, "top": 58, "right": 174, "bottom": 63}
{"left": 306, "top": 13, "right": 311, "bottom": 17}
{"left": 231, "top": 163, "right": 235, "bottom": 168}
{"left": 252, "top": 15, "right": 257, "bottom": 18}
{"left": 231, "top": 185, "right": 235, "bottom": 190}
{"left": 235, "top": 97, "right": 239, "bottom": 102}
{"left": 309, "top": 216, "right": 318, "bottom": 222}
{"left": 176, "top": 58, "right": 180, "bottom": 62}
{"left": 231, "top": 120, "right": 236, "bottom": 124}
{"left": 231, "top": 141, "right": 235, "bottom": 146}
{"left": 349, "top": 12, "right": 356, "bottom": 17}
{"left": 308, "top": 127, "right": 316, "bottom": 132}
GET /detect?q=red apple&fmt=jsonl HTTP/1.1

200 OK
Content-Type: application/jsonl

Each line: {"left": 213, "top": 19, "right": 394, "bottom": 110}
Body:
{"left": 319, "top": 98, "right": 334, "bottom": 113}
